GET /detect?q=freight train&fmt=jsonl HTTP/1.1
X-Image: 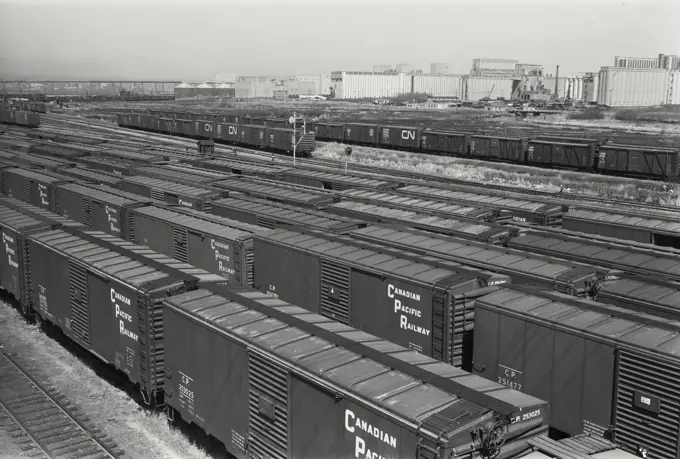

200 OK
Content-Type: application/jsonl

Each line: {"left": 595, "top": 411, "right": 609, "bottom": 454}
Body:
{"left": 117, "top": 113, "right": 316, "bottom": 157}
{"left": 0, "top": 109, "right": 40, "bottom": 128}
{"left": 0, "top": 196, "right": 549, "bottom": 459}
{"left": 119, "top": 110, "right": 680, "bottom": 182}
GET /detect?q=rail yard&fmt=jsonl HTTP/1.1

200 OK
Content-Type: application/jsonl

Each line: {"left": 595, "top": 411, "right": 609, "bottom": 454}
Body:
{"left": 0, "top": 103, "right": 679, "bottom": 459}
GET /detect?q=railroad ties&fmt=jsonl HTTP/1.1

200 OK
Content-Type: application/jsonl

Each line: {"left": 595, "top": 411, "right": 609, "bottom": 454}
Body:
{"left": 0, "top": 350, "right": 126, "bottom": 459}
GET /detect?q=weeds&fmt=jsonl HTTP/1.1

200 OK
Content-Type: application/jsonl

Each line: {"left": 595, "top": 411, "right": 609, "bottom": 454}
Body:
{"left": 568, "top": 110, "right": 605, "bottom": 120}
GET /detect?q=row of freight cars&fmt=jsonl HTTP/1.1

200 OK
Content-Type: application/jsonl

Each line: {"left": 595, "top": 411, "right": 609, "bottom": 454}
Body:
{"left": 1, "top": 153, "right": 680, "bottom": 457}
{"left": 139, "top": 109, "right": 680, "bottom": 182}
{"left": 0, "top": 195, "right": 550, "bottom": 459}
{"left": 0, "top": 109, "right": 41, "bottom": 128}
{"left": 1, "top": 101, "right": 49, "bottom": 113}
{"left": 117, "top": 112, "right": 317, "bottom": 156}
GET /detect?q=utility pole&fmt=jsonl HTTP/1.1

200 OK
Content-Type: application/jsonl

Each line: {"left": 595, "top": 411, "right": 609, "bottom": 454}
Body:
{"left": 290, "top": 112, "right": 307, "bottom": 166}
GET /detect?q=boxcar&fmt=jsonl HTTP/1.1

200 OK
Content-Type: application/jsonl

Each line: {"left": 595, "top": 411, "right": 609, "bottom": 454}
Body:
{"left": 131, "top": 165, "right": 229, "bottom": 186}
{"left": 327, "top": 201, "right": 512, "bottom": 244}
{"left": 129, "top": 205, "right": 260, "bottom": 286}
{"left": 193, "top": 120, "right": 215, "bottom": 140}
{"left": 77, "top": 157, "right": 136, "bottom": 176}
{"left": 469, "top": 136, "right": 527, "bottom": 163}
{"left": 191, "top": 159, "right": 289, "bottom": 181}
{"left": 0, "top": 197, "right": 83, "bottom": 314}
{"left": 339, "top": 188, "right": 502, "bottom": 222}
{"left": 396, "top": 184, "right": 565, "bottom": 226}
{"left": 58, "top": 166, "right": 124, "bottom": 188}
{"left": 562, "top": 208, "right": 680, "bottom": 247}
{"left": 211, "top": 196, "right": 366, "bottom": 233}
{"left": 254, "top": 228, "right": 509, "bottom": 368}
{"left": 97, "top": 148, "right": 168, "bottom": 164}
{"left": 54, "top": 182, "right": 160, "bottom": 239}
{"left": 239, "top": 124, "right": 268, "bottom": 148}
{"left": 215, "top": 122, "right": 240, "bottom": 143}
{"left": 213, "top": 177, "right": 338, "bottom": 209}
{"left": 26, "top": 229, "right": 224, "bottom": 402}
{"left": 421, "top": 131, "right": 470, "bottom": 156}
{"left": 15, "top": 153, "right": 77, "bottom": 171}
{"left": 119, "top": 176, "right": 225, "bottom": 211}
{"left": 280, "top": 169, "right": 398, "bottom": 191}
{"left": 350, "top": 226, "right": 611, "bottom": 296}
{"left": 344, "top": 123, "right": 380, "bottom": 145}
{"left": 598, "top": 144, "right": 680, "bottom": 181}
{"left": 0, "top": 168, "right": 70, "bottom": 210}
{"left": 314, "top": 122, "right": 345, "bottom": 141}
{"left": 163, "top": 287, "right": 549, "bottom": 459}
{"left": 473, "top": 286, "right": 680, "bottom": 458}
{"left": 526, "top": 140, "right": 597, "bottom": 170}
{"left": 379, "top": 125, "right": 421, "bottom": 150}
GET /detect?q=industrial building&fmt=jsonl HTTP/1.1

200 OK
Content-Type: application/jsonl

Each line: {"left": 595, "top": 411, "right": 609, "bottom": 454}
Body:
{"left": 372, "top": 65, "right": 393, "bottom": 73}
{"left": 470, "top": 58, "right": 519, "bottom": 78}
{"left": 430, "top": 63, "right": 450, "bottom": 74}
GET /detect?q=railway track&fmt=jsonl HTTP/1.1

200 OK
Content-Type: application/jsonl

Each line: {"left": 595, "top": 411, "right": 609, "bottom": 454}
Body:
{"left": 37, "top": 114, "right": 680, "bottom": 214}
{"left": 0, "top": 350, "right": 125, "bottom": 459}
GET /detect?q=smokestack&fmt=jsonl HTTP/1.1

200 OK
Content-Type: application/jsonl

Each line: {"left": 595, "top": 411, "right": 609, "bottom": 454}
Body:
{"left": 554, "top": 65, "right": 560, "bottom": 100}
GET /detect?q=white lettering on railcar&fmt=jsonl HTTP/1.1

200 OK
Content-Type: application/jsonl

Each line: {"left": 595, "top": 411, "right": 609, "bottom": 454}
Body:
{"left": 401, "top": 130, "right": 415, "bottom": 140}
{"left": 178, "top": 198, "right": 193, "bottom": 208}
{"left": 345, "top": 409, "right": 396, "bottom": 459}
{"left": 111, "top": 288, "right": 138, "bottom": 341}
{"left": 387, "top": 284, "right": 429, "bottom": 337}
{"left": 387, "top": 284, "right": 420, "bottom": 301}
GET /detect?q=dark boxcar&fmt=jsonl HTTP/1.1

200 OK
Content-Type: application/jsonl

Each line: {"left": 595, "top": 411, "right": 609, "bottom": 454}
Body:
{"left": 314, "top": 122, "right": 345, "bottom": 141}
{"left": 561, "top": 209, "right": 680, "bottom": 245}
{"left": 266, "top": 127, "right": 296, "bottom": 152}
{"left": 58, "top": 166, "right": 124, "bottom": 188}
{"left": 77, "top": 157, "right": 135, "bottom": 175}
{"left": 339, "top": 189, "right": 501, "bottom": 222}
{"left": 96, "top": 148, "right": 168, "bottom": 164}
{"left": 14, "top": 153, "right": 77, "bottom": 171}
{"left": 215, "top": 122, "right": 239, "bottom": 143}
{"left": 379, "top": 125, "right": 421, "bottom": 150}
{"left": 129, "top": 206, "right": 259, "bottom": 286}
{"left": 132, "top": 165, "right": 229, "bottom": 186}
{"left": 211, "top": 196, "right": 366, "bottom": 233}
{"left": 598, "top": 145, "right": 680, "bottom": 181}
{"left": 32, "top": 143, "right": 91, "bottom": 160}
{"left": 27, "top": 229, "right": 223, "bottom": 402}
{"left": 280, "top": 169, "right": 398, "bottom": 191}
{"left": 473, "top": 286, "right": 680, "bottom": 459}
{"left": 396, "top": 184, "right": 565, "bottom": 226}
{"left": 0, "top": 197, "right": 83, "bottom": 313}
{"left": 0, "top": 168, "right": 70, "bottom": 210}
{"left": 119, "top": 176, "right": 225, "bottom": 212}
{"left": 164, "top": 288, "right": 548, "bottom": 459}
{"left": 213, "top": 177, "right": 338, "bottom": 209}
{"left": 344, "top": 123, "right": 380, "bottom": 145}
{"left": 54, "top": 182, "right": 157, "bottom": 239}
{"left": 254, "top": 228, "right": 510, "bottom": 367}
{"left": 242, "top": 115, "right": 266, "bottom": 125}
{"left": 469, "top": 136, "right": 527, "bottom": 162}
{"left": 350, "top": 226, "right": 609, "bottom": 296}
{"left": 238, "top": 124, "right": 268, "bottom": 148}
{"left": 193, "top": 120, "right": 215, "bottom": 140}
{"left": 192, "top": 159, "right": 289, "bottom": 181}
{"left": 157, "top": 117, "right": 174, "bottom": 135}
{"left": 506, "top": 231, "right": 680, "bottom": 281}
{"left": 327, "top": 201, "right": 512, "bottom": 244}
{"left": 15, "top": 111, "right": 40, "bottom": 128}
{"left": 174, "top": 119, "right": 195, "bottom": 137}
{"left": 527, "top": 140, "right": 597, "bottom": 170}
{"left": 421, "top": 130, "right": 470, "bottom": 156}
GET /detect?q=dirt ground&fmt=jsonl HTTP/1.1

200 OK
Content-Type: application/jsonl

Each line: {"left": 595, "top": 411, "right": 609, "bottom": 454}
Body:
{"left": 0, "top": 302, "right": 219, "bottom": 459}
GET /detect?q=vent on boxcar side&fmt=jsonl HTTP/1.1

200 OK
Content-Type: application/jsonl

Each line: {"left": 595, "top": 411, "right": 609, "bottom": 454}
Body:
{"left": 614, "top": 350, "right": 680, "bottom": 459}
{"left": 200, "top": 200, "right": 211, "bottom": 213}
{"left": 150, "top": 188, "right": 164, "bottom": 202}
{"left": 245, "top": 246, "right": 254, "bottom": 287}
{"left": 68, "top": 263, "right": 90, "bottom": 345}
{"left": 137, "top": 292, "right": 164, "bottom": 404}
{"left": 320, "top": 259, "right": 350, "bottom": 324}
{"left": 22, "top": 178, "right": 30, "bottom": 203}
{"left": 431, "top": 291, "right": 451, "bottom": 366}
{"left": 255, "top": 216, "right": 277, "bottom": 229}
{"left": 83, "top": 199, "right": 93, "bottom": 227}
{"left": 172, "top": 227, "right": 188, "bottom": 263}
{"left": 248, "top": 353, "right": 288, "bottom": 459}
{"left": 451, "top": 294, "right": 474, "bottom": 369}
{"left": 127, "top": 213, "right": 136, "bottom": 243}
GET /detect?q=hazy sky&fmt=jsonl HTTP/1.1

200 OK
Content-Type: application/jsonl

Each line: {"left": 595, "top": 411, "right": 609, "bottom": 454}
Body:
{"left": 0, "top": 0, "right": 678, "bottom": 81}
